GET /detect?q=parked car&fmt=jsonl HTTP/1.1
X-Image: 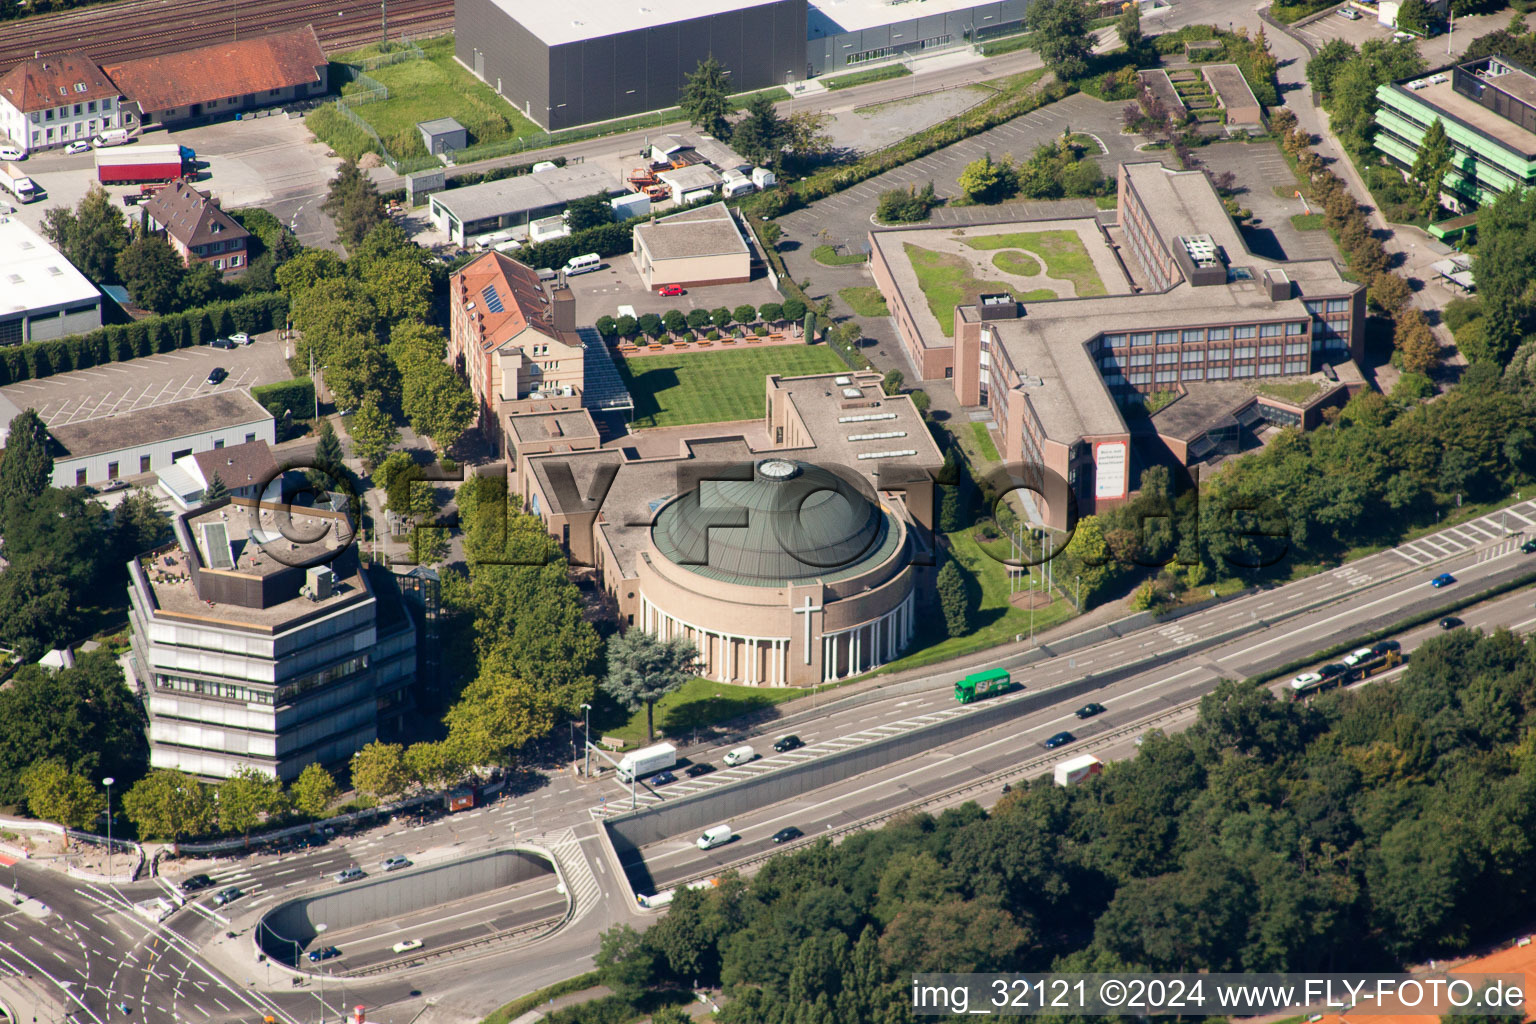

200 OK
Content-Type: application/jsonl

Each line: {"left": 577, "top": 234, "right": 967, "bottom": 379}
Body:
{"left": 63, "top": 140, "right": 91, "bottom": 155}
{"left": 230, "top": 332, "right": 251, "bottom": 345}
{"left": 391, "top": 939, "right": 423, "bottom": 954}
{"left": 180, "top": 874, "right": 215, "bottom": 893}
{"left": 206, "top": 367, "right": 228, "bottom": 385}
{"left": 209, "top": 337, "right": 235, "bottom": 350}
{"left": 1522, "top": 538, "right": 1536, "bottom": 554}
{"left": 381, "top": 855, "right": 412, "bottom": 871}
{"left": 101, "top": 479, "right": 129, "bottom": 492}
{"left": 335, "top": 867, "right": 364, "bottom": 883}
{"left": 307, "top": 946, "right": 341, "bottom": 962}
{"left": 772, "top": 735, "right": 803, "bottom": 753}
{"left": 658, "top": 284, "right": 685, "bottom": 296}
{"left": 116, "top": 1003, "right": 132, "bottom": 1015}
{"left": 1337, "top": 6, "right": 1361, "bottom": 17}
{"left": 684, "top": 762, "right": 716, "bottom": 777}
{"left": 1439, "top": 616, "right": 1462, "bottom": 630}
{"left": 650, "top": 770, "right": 677, "bottom": 787}
{"left": 1043, "top": 731, "right": 1076, "bottom": 750}
{"left": 771, "top": 826, "right": 803, "bottom": 844}
{"left": 211, "top": 887, "right": 242, "bottom": 907}
{"left": 0, "top": 145, "right": 23, "bottom": 160}
{"left": 1430, "top": 573, "right": 1456, "bottom": 588}
{"left": 1075, "top": 703, "right": 1106, "bottom": 719}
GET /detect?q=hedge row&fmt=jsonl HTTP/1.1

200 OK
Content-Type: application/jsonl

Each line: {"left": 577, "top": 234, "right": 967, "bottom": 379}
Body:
{"left": 251, "top": 378, "right": 317, "bottom": 422}
{"left": 778, "top": 74, "right": 1072, "bottom": 208}
{"left": 0, "top": 292, "right": 290, "bottom": 387}
{"left": 446, "top": 155, "right": 569, "bottom": 190}
{"left": 515, "top": 220, "right": 638, "bottom": 273}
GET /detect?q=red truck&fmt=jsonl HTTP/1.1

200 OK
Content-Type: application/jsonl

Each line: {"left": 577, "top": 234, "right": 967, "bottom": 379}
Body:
{"left": 96, "top": 144, "right": 189, "bottom": 185}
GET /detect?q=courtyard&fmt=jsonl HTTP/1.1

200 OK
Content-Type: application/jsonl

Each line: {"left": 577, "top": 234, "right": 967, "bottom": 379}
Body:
{"left": 617, "top": 345, "right": 849, "bottom": 429}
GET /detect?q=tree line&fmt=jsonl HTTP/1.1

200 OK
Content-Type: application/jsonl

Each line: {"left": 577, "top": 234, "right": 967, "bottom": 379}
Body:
{"left": 594, "top": 629, "right": 1536, "bottom": 1023}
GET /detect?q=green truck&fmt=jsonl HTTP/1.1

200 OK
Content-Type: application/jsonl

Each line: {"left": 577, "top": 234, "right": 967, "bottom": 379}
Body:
{"left": 954, "top": 668, "right": 1012, "bottom": 704}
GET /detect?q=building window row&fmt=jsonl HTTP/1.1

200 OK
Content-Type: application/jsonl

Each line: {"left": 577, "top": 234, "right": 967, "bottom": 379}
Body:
{"left": 273, "top": 654, "right": 371, "bottom": 705}
{"left": 156, "top": 673, "right": 274, "bottom": 705}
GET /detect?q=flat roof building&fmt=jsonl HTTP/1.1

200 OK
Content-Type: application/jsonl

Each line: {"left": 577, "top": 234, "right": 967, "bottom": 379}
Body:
{"left": 864, "top": 161, "right": 1368, "bottom": 530}
{"left": 807, "top": 0, "right": 1027, "bottom": 75}
{"left": 1375, "top": 54, "right": 1536, "bottom": 208}
{"left": 0, "top": 217, "right": 103, "bottom": 346}
{"left": 126, "top": 496, "right": 417, "bottom": 780}
{"left": 631, "top": 202, "right": 752, "bottom": 289}
{"left": 428, "top": 162, "right": 623, "bottom": 247}
{"left": 417, "top": 117, "right": 466, "bottom": 155}
{"left": 518, "top": 370, "right": 941, "bottom": 686}
{"left": 1201, "top": 64, "right": 1263, "bottom": 129}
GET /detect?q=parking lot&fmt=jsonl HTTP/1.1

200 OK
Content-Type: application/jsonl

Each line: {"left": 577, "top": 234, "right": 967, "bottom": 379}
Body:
{"left": 561, "top": 257, "right": 785, "bottom": 326}
{"left": 1295, "top": 5, "right": 1519, "bottom": 64}
{"left": 0, "top": 329, "right": 292, "bottom": 429}
{"left": 1196, "top": 141, "right": 1339, "bottom": 264}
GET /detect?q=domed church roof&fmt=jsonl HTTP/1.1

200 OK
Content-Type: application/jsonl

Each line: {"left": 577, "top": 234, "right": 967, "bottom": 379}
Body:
{"left": 651, "top": 459, "right": 897, "bottom": 585}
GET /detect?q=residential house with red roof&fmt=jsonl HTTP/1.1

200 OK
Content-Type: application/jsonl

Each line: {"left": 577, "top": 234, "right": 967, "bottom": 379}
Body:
{"left": 0, "top": 53, "right": 123, "bottom": 155}
{"left": 103, "top": 25, "right": 327, "bottom": 128}
{"left": 448, "top": 252, "right": 584, "bottom": 454}
{"left": 142, "top": 180, "right": 251, "bottom": 276}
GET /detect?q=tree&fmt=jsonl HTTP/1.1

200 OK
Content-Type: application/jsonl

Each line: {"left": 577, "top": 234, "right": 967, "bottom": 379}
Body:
{"left": 661, "top": 309, "right": 688, "bottom": 335}
{"left": 203, "top": 471, "right": 229, "bottom": 504}
{"left": 709, "top": 306, "right": 734, "bottom": 330}
{"left": 122, "top": 770, "right": 215, "bottom": 842}
{"left": 1471, "top": 186, "right": 1536, "bottom": 365}
{"left": 759, "top": 301, "right": 784, "bottom": 324}
{"left": 0, "top": 556, "right": 74, "bottom": 662}
{"left": 637, "top": 312, "right": 665, "bottom": 340}
{"left": 732, "top": 94, "right": 787, "bottom": 167}
{"left": 400, "top": 360, "right": 476, "bottom": 453}
{"left": 782, "top": 297, "right": 807, "bottom": 322}
{"left": 602, "top": 631, "right": 698, "bottom": 742}
{"left": 445, "top": 655, "right": 563, "bottom": 763}
{"left": 404, "top": 740, "right": 466, "bottom": 790}
{"left": 115, "top": 486, "right": 171, "bottom": 561}
{"left": 937, "top": 560, "right": 971, "bottom": 637}
{"left": 177, "top": 261, "right": 221, "bottom": 309}
{"left": 1397, "top": 310, "right": 1442, "bottom": 374}
{"left": 275, "top": 248, "right": 347, "bottom": 299}
{"left": 783, "top": 110, "right": 834, "bottom": 165}
{"left": 1025, "top": 0, "right": 1094, "bottom": 81}
{"left": 39, "top": 185, "right": 131, "bottom": 283}
{"left": 350, "top": 741, "right": 409, "bottom": 800}
{"left": 314, "top": 419, "right": 346, "bottom": 473}
{"left": 681, "top": 56, "right": 733, "bottom": 139}
{"left": 115, "top": 236, "right": 187, "bottom": 314}
{"left": 615, "top": 314, "right": 639, "bottom": 339}
{"left": 1395, "top": 0, "right": 1434, "bottom": 35}
{"left": 327, "top": 337, "right": 397, "bottom": 413}
{"left": 565, "top": 191, "right": 615, "bottom": 233}
{"left": 877, "top": 182, "right": 939, "bottom": 223}
{"left": 20, "top": 760, "right": 103, "bottom": 829}
{"left": 958, "top": 152, "right": 1018, "bottom": 204}
{"left": 732, "top": 303, "right": 758, "bottom": 326}
{"left": 290, "top": 762, "right": 338, "bottom": 818}
{"left": 1368, "top": 272, "right": 1413, "bottom": 314}
{"left": 1116, "top": 0, "right": 1143, "bottom": 52}
{"left": 217, "top": 767, "right": 284, "bottom": 840}
{"left": 0, "top": 408, "right": 53, "bottom": 531}
{"left": 348, "top": 400, "right": 399, "bottom": 468}
{"left": 1410, "top": 117, "right": 1453, "bottom": 219}
{"left": 323, "top": 160, "right": 386, "bottom": 249}
{"left": 595, "top": 924, "right": 657, "bottom": 998}
{"left": 881, "top": 369, "right": 904, "bottom": 396}
{"left": 686, "top": 308, "right": 713, "bottom": 331}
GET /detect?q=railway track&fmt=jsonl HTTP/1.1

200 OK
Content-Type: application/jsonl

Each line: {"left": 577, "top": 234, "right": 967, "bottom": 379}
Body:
{"left": 0, "top": 0, "right": 453, "bottom": 71}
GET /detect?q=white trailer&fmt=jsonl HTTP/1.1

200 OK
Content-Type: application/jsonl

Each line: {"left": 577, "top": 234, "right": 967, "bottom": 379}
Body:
{"left": 1, "top": 162, "right": 36, "bottom": 203}
{"left": 617, "top": 742, "right": 677, "bottom": 781}
{"left": 1053, "top": 754, "right": 1102, "bottom": 787}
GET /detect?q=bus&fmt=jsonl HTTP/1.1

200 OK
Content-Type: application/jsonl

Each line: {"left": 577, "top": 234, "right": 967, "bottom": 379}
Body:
{"left": 954, "top": 668, "right": 1012, "bottom": 704}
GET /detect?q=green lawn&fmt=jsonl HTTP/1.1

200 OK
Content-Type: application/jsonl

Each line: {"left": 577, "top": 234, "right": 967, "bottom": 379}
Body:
{"left": 961, "top": 231, "right": 1107, "bottom": 296}
{"left": 839, "top": 286, "right": 890, "bottom": 317}
{"left": 619, "top": 346, "right": 849, "bottom": 428}
{"left": 598, "top": 677, "right": 802, "bottom": 748}
{"left": 873, "top": 529, "right": 1074, "bottom": 674}
{"left": 823, "top": 64, "right": 913, "bottom": 90}
{"left": 1291, "top": 212, "right": 1325, "bottom": 231}
{"left": 335, "top": 36, "right": 540, "bottom": 158}
{"left": 970, "top": 422, "right": 1001, "bottom": 462}
{"left": 814, "top": 244, "right": 870, "bottom": 266}
{"left": 1256, "top": 379, "right": 1324, "bottom": 404}
{"left": 990, "top": 250, "right": 1041, "bottom": 276}
{"left": 903, "top": 243, "right": 1055, "bottom": 337}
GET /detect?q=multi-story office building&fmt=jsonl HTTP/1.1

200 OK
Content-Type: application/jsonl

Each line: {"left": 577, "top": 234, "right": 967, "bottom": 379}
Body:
{"left": 1375, "top": 54, "right": 1536, "bottom": 208}
{"left": 0, "top": 53, "right": 122, "bottom": 156}
{"left": 126, "top": 497, "right": 416, "bottom": 781}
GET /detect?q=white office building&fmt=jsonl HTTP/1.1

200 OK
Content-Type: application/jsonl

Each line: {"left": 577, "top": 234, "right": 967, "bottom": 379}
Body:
{"left": 0, "top": 53, "right": 123, "bottom": 156}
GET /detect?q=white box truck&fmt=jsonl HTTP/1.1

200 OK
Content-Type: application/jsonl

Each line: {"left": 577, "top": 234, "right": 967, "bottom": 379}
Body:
{"left": 1, "top": 162, "right": 36, "bottom": 203}
{"left": 617, "top": 742, "right": 676, "bottom": 782}
{"left": 1053, "top": 754, "right": 1102, "bottom": 787}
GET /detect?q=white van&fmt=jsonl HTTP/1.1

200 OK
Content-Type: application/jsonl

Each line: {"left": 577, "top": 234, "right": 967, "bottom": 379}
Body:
{"left": 723, "top": 745, "right": 756, "bottom": 767}
{"left": 562, "top": 252, "right": 601, "bottom": 276}
{"left": 696, "top": 824, "right": 734, "bottom": 850}
{"left": 91, "top": 129, "right": 130, "bottom": 148}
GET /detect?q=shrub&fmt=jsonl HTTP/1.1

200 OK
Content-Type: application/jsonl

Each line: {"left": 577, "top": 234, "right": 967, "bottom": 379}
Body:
{"left": 595, "top": 315, "right": 618, "bottom": 337}
{"left": 877, "top": 182, "right": 940, "bottom": 223}
{"left": 686, "top": 308, "right": 712, "bottom": 331}
{"left": 252, "top": 378, "right": 317, "bottom": 423}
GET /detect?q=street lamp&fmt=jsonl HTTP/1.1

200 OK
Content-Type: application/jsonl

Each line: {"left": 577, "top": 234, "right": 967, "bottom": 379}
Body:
{"left": 580, "top": 703, "right": 592, "bottom": 777}
{"left": 260, "top": 920, "right": 303, "bottom": 967}
{"left": 102, "top": 777, "right": 114, "bottom": 882}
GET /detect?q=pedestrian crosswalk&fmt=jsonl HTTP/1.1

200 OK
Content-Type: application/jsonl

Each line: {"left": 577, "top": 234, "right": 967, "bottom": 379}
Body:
{"left": 526, "top": 828, "right": 600, "bottom": 926}
{"left": 1390, "top": 500, "right": 1536, "bottom": 566}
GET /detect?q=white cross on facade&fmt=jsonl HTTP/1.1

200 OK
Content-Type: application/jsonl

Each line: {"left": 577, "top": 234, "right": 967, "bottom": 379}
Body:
{"left": 793, "top": 593, "right": 823, "bottom": 664}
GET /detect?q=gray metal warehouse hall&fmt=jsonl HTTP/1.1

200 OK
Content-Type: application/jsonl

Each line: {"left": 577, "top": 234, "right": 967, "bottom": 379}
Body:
{"left": 455, "top": 0, "right": 809, "bottom": 131}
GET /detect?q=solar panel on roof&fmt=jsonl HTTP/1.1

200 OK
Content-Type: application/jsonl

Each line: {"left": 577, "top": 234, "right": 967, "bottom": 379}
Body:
{"left": 481, "top": 284, "right": 504, "bottom": 314}
{"left": 199, "top": 521, "right": 234, "bottom": 569}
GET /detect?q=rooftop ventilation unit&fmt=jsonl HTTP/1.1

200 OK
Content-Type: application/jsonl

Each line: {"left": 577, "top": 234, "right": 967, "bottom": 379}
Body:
{"left": 838, "top": 412, "right": 898, "bottom": 423}
{"left": 834, "top": 376, "right": 852, "bottom": 386}
{"left": 848, "top": 431, "right": 907, "bottom": 441}
{"left": 1179, "top": 234, "right": 1220, "bottom": 268}
{"left": 857, "top": 449, "right": 919, "bottom": 460}
{"left": 306, "top": 566, "right": 335, "bottom": 601}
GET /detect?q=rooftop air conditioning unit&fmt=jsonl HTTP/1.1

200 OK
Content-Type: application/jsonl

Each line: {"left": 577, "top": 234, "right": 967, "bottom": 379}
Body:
{"left": 306, "top": 566, "right": 335, "bottom": 600}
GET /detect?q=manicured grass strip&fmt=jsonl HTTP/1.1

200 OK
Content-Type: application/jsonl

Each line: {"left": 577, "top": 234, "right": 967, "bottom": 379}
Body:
{"left": 990, "top": 250, "right": 1041, "bottom": 276}
{"left": 814, "top": 244, "right": 870, "bottom": 266}
{"left": 961, "top": 230, "right": 1107, "bottom": 296}
{"left": 618, "top": 346, "right": 849, "bottom": 428}
{"left": 599, "top": 677, "right": 802, "bottom": 748}
{"left": 971, "top": 422, "right": 1001, "bottom": 462}
{"left": 480, "top": 973, "right": 601, "bottom": 1024}
{"left": 839, "top": 286, "right": 890, "bottom": 318}
{"left": 903, "top": 244, "right": 1056, "bottom": 336}
{"left": 824, "top": 64, "right": 913, "bottom": 90}
{"left": 1291, "top": 212, "right": 1325, "bottom": 231}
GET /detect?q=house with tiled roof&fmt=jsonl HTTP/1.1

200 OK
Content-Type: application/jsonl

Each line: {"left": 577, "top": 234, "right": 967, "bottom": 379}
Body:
{"left": 142, "top": 180, "right": 251, "bottom": 276}
{"left": 448, "top": 252, "right": 584, "bottom": 452}
{"left": 103, "top": 25, "right": 327, "bottom": 128}
{"left": 0, "top": 53, "right": 123, "bottom": 156}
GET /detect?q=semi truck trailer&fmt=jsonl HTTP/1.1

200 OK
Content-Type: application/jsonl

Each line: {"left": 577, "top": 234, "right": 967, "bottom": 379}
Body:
{"left": 96, "top": 144, "right": 187, "bottom": 185}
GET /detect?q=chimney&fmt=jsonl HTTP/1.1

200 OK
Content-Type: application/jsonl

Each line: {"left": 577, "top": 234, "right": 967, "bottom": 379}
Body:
{"left": 552, "top": 285, "right": 575, "bottom": 334}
